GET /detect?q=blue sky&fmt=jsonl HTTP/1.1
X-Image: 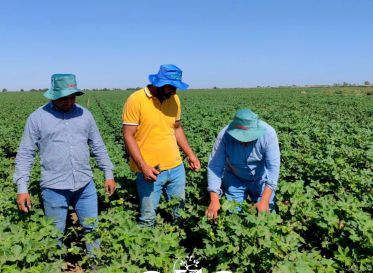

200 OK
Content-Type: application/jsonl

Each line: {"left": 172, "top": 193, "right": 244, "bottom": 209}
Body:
{"left": 1, "top": 0, "right": 372, "bottom": 90}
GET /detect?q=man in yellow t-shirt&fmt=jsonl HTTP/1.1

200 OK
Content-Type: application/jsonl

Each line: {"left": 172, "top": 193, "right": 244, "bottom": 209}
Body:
{"left": 122, "top": 64, "right": 200, "bottom": 226}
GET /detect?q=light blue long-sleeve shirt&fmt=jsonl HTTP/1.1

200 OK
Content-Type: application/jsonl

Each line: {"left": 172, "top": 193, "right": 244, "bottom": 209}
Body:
{"left": 13, "top": 102, "right": 114, "bottom": 194}
{"left": 207, "top": 121, "right": 280, "bottom": 195}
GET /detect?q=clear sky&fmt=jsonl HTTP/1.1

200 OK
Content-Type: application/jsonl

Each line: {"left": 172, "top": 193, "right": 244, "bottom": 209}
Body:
{"left": 1, "top": 0, "right": 372, "bottom": 90}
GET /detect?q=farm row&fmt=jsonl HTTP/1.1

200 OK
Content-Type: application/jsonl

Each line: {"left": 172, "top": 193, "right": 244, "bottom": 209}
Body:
{"left": 0, "top": 87, "right": 372, "bottom": 272}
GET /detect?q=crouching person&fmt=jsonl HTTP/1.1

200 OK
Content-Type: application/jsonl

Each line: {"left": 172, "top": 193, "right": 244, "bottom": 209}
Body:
{"left": 206, "top": 109, "right": 280, "bottom": 220}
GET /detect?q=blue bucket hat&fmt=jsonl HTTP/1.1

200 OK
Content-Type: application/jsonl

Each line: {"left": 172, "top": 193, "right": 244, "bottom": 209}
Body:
{"left": 44, "top": 74, "right": 84, "bottom": 100}
{"left": 227, "top": 109, "right": 266, "bottom": 142}
{"left": 148, "top": 64, "right": 189, "bottom": 90}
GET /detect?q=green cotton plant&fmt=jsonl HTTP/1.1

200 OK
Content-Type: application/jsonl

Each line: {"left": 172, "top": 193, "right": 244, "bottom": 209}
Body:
{"left": 192, "top": 199, "right": 305, "bottom": 272}
{"left": 0, "top": 88, "right": 372, "bottom": 271}
{"left": 273, "top": 250, "right": 337, "bottom": 273}
{"left": 82, "top": 206, "right": 187, "bottom": 272}
{"left": 0, "top": 216, "right": 64, "bottom": 272}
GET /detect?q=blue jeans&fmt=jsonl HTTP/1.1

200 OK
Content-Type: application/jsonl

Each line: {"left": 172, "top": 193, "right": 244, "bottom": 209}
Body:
{"left": 136, "top": 163, "right": 185, "bottom": 227}
{"left": 41, "top": 180, "right": 99, "bottom": 254}
{"left": 222, "top": 171, "right": 275, "bottom": 210}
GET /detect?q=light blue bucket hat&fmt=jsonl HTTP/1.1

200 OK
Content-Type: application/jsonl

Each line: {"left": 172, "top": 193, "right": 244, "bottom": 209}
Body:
{"left": 227, "top": 109, "right": 266, "bottom": 142}
{"left": 148, "top": 64, "right": 189, "bottom": 90}
{"left": 44, "top": 74, "right": 84, "bottom": 100}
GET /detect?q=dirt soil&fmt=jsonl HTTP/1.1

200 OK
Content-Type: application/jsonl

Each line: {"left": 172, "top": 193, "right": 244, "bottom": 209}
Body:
{"left": 63, "top": 262, "right": 85, "bottom": 273}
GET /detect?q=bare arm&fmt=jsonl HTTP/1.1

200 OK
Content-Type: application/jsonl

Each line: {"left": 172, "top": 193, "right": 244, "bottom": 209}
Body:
{"left": 206, "top": 192, "right": 220, "bottom": 220}
{"left": 174, "top": 121, "right": 200, "bottom": 171}
{"left": 254, "top": 186, "right": 273, "bottom": 213}
{"left": 122, "top": 124, "right": 159, "bottom": 181}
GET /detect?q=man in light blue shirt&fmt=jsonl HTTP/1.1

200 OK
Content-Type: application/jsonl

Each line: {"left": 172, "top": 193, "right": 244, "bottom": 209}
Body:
{"left": 13, "top": 74, "right": 116, "bottom": 253}
{"left": 206, "top": 109, "right": 280, "bottom": 219}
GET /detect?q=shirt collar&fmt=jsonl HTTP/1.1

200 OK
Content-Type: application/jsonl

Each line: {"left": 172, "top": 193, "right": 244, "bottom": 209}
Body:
{"left": 144, "top": 86, "right": 152, "bottom": 98}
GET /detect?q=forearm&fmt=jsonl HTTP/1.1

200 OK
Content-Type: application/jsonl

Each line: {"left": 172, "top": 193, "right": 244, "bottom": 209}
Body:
{"left": 14, "top": 117, "right": 39, "bottom": 194}
{"left": 260, "top": 186, "right": 273, "bottom": 204}
{"left": 123, "top": 129, "right": 147, "bottom": 171}
{"left": 210, "top": 191, "right": 220, "bottom": 202}
{"left": 264, "top": 128, "right": 280, "bottom": 190}
{"left": 90, "top": 135, "right": 114, "bottom": 179}
{"left": 13, "top": 148, "right": 35, "bottom": 194}
{"left": 207, "top": 165, "right": 223, "bottom": 196}
{"left": 175, "top": 126, "right": 194, "bottom": 157}
{"left": 265, "top": 160, "right": 280, "bottom": 191}
{"left": 88, "top": 116, "right": 114, "bottom": 179}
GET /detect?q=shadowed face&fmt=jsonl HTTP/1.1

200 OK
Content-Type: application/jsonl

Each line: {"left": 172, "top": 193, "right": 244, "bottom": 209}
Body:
{"left": 239, "top": 141, "right": 250, "bottom": 147}
{"left": 52, "top": 94, "right": 76, "bottom": 112}
{"left": 157, "top": 84, "right": 177, "bottom": 100}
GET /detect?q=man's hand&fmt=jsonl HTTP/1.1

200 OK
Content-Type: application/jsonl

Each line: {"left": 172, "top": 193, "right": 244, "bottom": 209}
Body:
{"left": 17, "top": 193, "right": 31, "bottom": 213}
{"left": 187, "top": 154, "right": 201, "bottom": 171}
{"left": 254, "top": 186, "right": 273, "bottom": 213}
{"left": 254, "top": 199, "right": 270, "bottom": 213}
{"left": 141, "top": 164, "right": 160, "bottom": 182}
{"left": 205, "top": 192, "right": 220, "bottom": 220}
{"left": 105, "top": 179, "right": 117, "bottom": 196}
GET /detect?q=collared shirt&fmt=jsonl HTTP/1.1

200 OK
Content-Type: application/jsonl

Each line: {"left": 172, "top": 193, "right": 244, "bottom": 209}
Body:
{"left": 13, "top": 102, "right": 114, "bottom": 193}
{"left": 207, "top": 121, "right": 280, "bottom": 195}
{"left": 122, "top": 87, "right": 182, "bottom": 172}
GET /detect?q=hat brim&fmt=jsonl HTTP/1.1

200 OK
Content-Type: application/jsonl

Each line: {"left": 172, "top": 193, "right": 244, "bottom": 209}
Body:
{"left": 43, "top": 89, "right": 84, "bottom": 100}
{"left": 227, "top": 122, "right": 266, "bottom": 142}
{"left": 148, "top": 74, "right": 189, "bottom": 90}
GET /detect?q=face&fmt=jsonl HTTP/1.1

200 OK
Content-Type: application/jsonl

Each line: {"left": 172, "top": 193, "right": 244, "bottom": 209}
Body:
{"left": 157, "top": 85, "right": 177, "bottom": 100}
{"left": 52, "top": 94, "right": 76, "bottom": 112}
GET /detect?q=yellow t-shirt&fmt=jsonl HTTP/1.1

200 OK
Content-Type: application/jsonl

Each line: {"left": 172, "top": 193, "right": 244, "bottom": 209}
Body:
{"left": 122, "top": 87, "right": 182, "bottom": 172}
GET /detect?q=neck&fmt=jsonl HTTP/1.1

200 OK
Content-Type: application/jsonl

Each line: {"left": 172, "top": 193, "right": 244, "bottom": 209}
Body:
{"left": 148, "top": 85, "right": 158, "bottom": 96}
{"left": 51, "top": 101, "right": 74, "bottom": 113}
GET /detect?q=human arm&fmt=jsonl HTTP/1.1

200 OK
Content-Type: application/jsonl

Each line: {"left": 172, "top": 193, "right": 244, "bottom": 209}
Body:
{"left": 122, "top": 124, "right": 159, "bottom": 181}
{"left": 206, "top": 129, "right": 227, "bottom": 219}
{"left": 88, "top": 114, "right": 116, "bottom": 195}
{"left": 205, "top": 192, "right": 220, "bottom": 220}
{"left": 254, "top": 186, "right": 273, "bottom": 213}
{"left": 17, "top": 193, "right": 31, "bottom": 213}
{"left": 13, "top": 115, "right": 39, "bottom": 211}
{"left": 254, "top": 127, "right": 280, "bottom": 212}
{"left": 174, "top": 121, "right": 200, "bottom": 171}
{"left": 263, "top": 127, "right": 280, "bottom": 191}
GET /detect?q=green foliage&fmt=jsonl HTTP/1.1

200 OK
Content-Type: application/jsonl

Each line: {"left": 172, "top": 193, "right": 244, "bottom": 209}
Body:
{"left": 0, "top": 87, "right": 372, "bottom": 272}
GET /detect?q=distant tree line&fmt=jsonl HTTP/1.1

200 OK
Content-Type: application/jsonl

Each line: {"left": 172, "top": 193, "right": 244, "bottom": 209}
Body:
{"left": 1, "top": 82, "right": 372, "bottom": 93}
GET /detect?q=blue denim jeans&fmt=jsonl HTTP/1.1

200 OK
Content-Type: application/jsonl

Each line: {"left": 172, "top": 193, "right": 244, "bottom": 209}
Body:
{"left": 136, "top": 163, "right": 185, "bottom": 227}
{"left": 222, "top": 171, "right": 275, "bottom": 210}
{"left": 41, "top": 180, "right": 99, "bottom": 254}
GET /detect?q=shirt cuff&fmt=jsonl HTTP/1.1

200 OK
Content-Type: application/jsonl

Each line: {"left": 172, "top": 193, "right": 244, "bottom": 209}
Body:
{"left": 104, "top": 170, "right": 114, "bottom": 180}
{"left": 207, "top": 188, "right": 223, "bottom": 197}
{"left": 17, "top": 183, "right": 29, "bottom": 194}
{"left": 264, "top": 181, "right": 277, "bottom": 192}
